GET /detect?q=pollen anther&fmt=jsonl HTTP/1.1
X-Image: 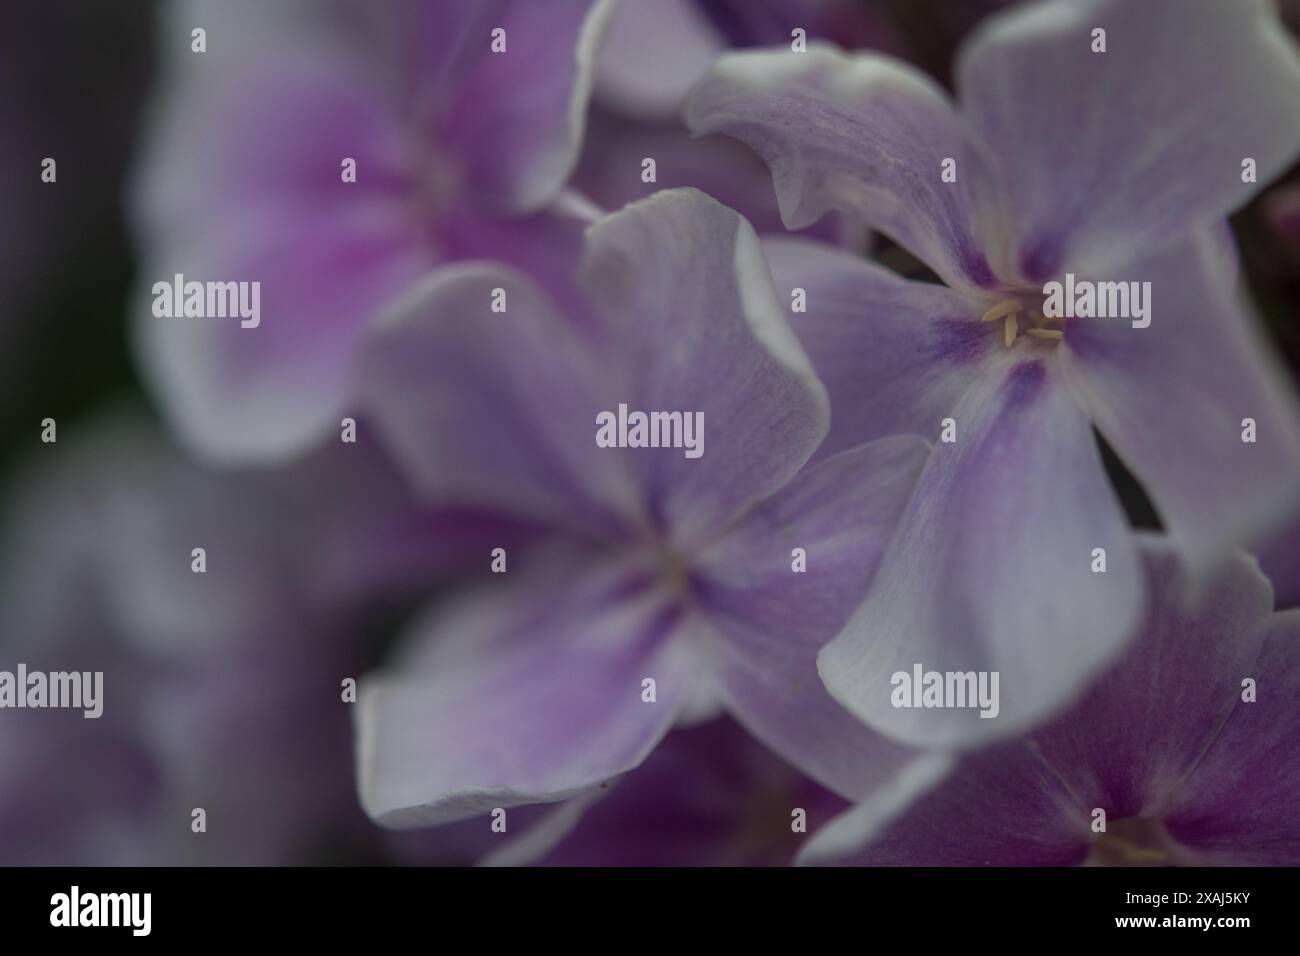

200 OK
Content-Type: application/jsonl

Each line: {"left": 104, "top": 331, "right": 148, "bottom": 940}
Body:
{"left": 980, "top": 297, "right": 1063, "bottom": 348}
{"left": 981, "top": 299, "right": 1021, "bottom": 323}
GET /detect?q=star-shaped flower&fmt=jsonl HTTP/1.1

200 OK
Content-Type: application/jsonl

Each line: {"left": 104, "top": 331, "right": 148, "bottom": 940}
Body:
{"left": 688, "top": 0, "right": 1300, "bottom": 746}
{"left": 352, "top": 188, "right": 931, "bottom": 826}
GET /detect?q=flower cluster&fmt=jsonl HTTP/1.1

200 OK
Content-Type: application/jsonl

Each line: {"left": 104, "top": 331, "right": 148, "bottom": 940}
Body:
{"left": 3, "top": 0, "right": 1299, "bottom": 866}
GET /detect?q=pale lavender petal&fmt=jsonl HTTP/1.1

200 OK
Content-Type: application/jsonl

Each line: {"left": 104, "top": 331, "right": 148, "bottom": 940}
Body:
{"left": 1060, "top": 231, "right": 1300, "bottom": 565}
{"left": 356, "top": 263, "right": 641, "bottom": 537}
{"left": 440, "top": 0, "right": 617, "bottom": 214}
{"left": 807, "top": 539, "right": 1289, "bottom": 866}
{"left": 580, "top": 188, "right": 829, "bottom": 546}
{"left": 800, "top": 744, "right": 1089, "bottom": 866}
{"left": 131, "top": 47, "right": 434, "bottom": 463}
{"left": 595, "top": 0, "right": 900, "bottom": 118}
{"left": 957, "top": 0, "right": 1300, "bottom": 280}
{"left": 385, "top": 795, "right": 604, "bottom": 866}
{"left": 356, "top": 554, "right": 698, "bottom": 827}
{"left": 692, "top": 437, "right": 931, "bottom": 799}
{"left": 1028, "top": 539, "right": 1276, "bottom": 824}
{"left": 595, "top": 0, "right": 724, "bottom": 119}
{"left": 132, "top": 0, "right": 608, "bottom": 463}
{"left": 686, "top": 46, "right": 998, "bottom": 290}
{"left": 763, "top": 235, "right": 994, "bottom": 463}
{"left": 576, "top": 109, "right": 826, "bottom": 240}
{"left": 820, "top": 352, "right": 1142, "bottom": 748}
{"left": 436, "top": 209, "right": 589, "bottom": 317}
{"left": 1164, "top": 609, "right": 1300, "bottom": 865}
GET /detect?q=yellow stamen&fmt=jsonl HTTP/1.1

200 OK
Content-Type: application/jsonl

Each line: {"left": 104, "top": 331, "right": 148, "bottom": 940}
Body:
{"left": 981, "top": 299, "right": 1021, "bottom": 323}
{"left": 981, "top": 297, "right": 1064, "bottom": 349}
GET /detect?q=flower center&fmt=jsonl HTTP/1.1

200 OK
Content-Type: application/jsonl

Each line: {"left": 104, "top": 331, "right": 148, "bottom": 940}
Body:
{"left": 415, "top": 147, "right": 460, "bottom": 222}
{"left": 1085, "top": 816, "right": 1176, "bottom": 867}
{"left": 980, "top": 297, "right": 1065, "bottom": 348}
{"left": 657, "top": 548, "right": 693, "bottom": 602}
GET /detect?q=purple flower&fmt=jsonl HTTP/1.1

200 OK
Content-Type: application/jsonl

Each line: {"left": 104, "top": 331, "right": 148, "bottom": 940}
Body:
{"left": 801, "top": 536, "right": 1300, "bottom": 866}
{"left": 387, "top": 715, "right": 848, "bottom": 866}
{"left": 594, "top": 0, "right": 897, "bottom": 121}
{"left": 687, "top": 0, "right": 1300, "bottom": 746}
{"left": 130, "top": 0, "right": 615, "bottom": 463}
{"left": 353, "top": 188, "right": 931, "bottom": 827}
{"left": 0, "top": 413, "right": 484, "bottom": 864}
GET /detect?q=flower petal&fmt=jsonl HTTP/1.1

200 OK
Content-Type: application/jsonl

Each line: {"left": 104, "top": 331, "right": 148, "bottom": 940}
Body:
{"left": 131, "top": 0, "right": 610, "bottom": 463}
{"left": 692, "top": 437, "right": 931, "bottom": 799}
{"left": 440, "top": 0, "right": 617, "bottom": 214}
{"left": 799, "top": 744, "right": 1088, "bottom": 866}
{"left": 820, "top": 352, "right": 1142, "bottom": 748}
{"left": 595, "top": 0, "right": 724, "bottom": 119}
{"left": 686, "top": 45, "right": 997, "bottom": 290}
{"left": 1164, "top": 609, "right": 1300, "bottom": 865}
{"left": 957, "top": 0, "right": 1300, "bottom": 279}
{"left": 577, "top": 111, "right": 818, "bottom": 239}
{"left": 579, "top": 188, "right": 830, "bottom": 544}
{"left": 763, "top": 235, "right": 995, "bottom": 463}
{"left": 806, "top": 538, "right": 1285, "bottom": 866}
{"left": 1059, "top": 230, "right": 1300, "bottom": 565}
{"left": 1028, "top": 538, "right": 1275, "bottom": 824}
{"left": 386, "top": 794, "right": 606, "bottom": 866}
{"left": 356, "top": 553, "right": 697, "bottom": 828}
{"left": 356, "top": 263, "right": 641, "bottom": 537}
{"left": 131, "top": 55, "right": 433, "bottom": 463}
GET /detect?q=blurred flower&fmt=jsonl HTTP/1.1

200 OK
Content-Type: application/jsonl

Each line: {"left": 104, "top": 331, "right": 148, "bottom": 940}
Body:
{"left": 0, "top": 411, "right": 501, "bottom": 864}
{"left": 802, "top": 536, "right": 1300, "bottom": 866}
{"left": 689, "top": 0, "right": 1300, "bottom": 747}
{"left": 353, "top": 188, "right": 933, "bottom": 829}
{"left": 0, "top": 425, "right": 161, "bottom": 864}
{"left": 130, "top": 0, "right": 615, "bottom": 464}
{"left": 595, "top": 0, "right": 898, "bottom": 122}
